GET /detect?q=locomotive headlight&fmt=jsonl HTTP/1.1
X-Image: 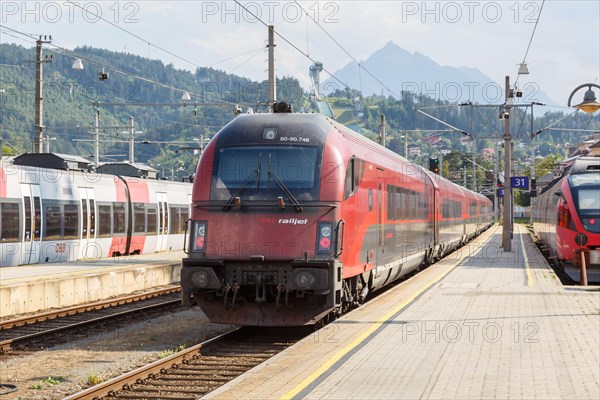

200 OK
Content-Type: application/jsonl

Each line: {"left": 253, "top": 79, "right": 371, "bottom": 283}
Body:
{"left": 289, "top": 268, "right": 329, "bottom": 291}
{"left": 182, "top": 267, "right": 220, "bottom": 290}
{"left": 295, "top": 271, "right": 316, "bottom": 289}
{"left": 191, "top": 270, "right": 209, "bottom": 287}
{"left": 191, "top": 221, "right": 208, "bottom": 252}
{"left": 316, "top": 221, "right": 334, "bottom": 253}
{"left": 320, "top": 225, "right": 332, "bottom": 237}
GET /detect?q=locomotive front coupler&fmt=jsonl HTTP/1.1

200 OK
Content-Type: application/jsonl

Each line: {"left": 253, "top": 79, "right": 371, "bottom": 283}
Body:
{"left": 255, "top": 272, "right": 267, "bottom": 303}
{"left": 231, "top": 283, "right": 240, "bottom": 309}
{"left": 275, "top": 284, "right": 286, "bottom": 310}
{"left": 223, "top": 283, "right": 240, "bottom": 310}
{"left": 223, "top": 284, "right": 231, "bottom": 309}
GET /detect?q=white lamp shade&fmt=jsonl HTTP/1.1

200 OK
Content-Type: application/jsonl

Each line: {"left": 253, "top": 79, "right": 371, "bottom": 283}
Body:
{"left": 517, "top": 62, "right": 529, "bottom": 75}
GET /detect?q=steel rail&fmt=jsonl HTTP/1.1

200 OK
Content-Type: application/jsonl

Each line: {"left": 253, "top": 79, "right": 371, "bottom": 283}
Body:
{"left": 0, "top": 286, "right": 181, "bottom": 351}
{"left": 63, "top": 328, "right": 242, "bottom": 400}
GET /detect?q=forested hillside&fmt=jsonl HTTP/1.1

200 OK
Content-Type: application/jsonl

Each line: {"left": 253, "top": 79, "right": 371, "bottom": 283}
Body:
{"left": 1, "top": 43, "right": 597, "bottom": 181}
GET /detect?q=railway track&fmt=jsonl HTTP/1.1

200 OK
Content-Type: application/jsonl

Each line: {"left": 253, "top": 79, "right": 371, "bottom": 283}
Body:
{"left": 65, "top": 326, "right": 309, "bottom": 400}
{"left": 0, "top": 286, "right": 182, "bottom": 352}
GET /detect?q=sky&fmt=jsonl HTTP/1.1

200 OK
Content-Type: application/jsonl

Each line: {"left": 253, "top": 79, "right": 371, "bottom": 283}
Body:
{"left": 1, "top": 0, "right": 599, "bottom": 108}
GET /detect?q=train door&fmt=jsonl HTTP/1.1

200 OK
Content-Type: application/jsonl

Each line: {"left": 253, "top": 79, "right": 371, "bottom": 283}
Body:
{"left": 78, "top": 187, "right": 98, "bottom": 260}
{"left": 20, "top": 184, "right": 41, "bottom": 265}
{"left": 156, "top": 192, "right": 168, "bottom": 252}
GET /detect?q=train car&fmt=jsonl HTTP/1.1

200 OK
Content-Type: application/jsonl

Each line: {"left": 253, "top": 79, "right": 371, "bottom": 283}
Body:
{"left": 0, "top": 157, "right": 191, "bottom": 267}
{"left": 532, "top": 156, "right": 600, "bottom": 283}
{"left": 181, "top": 104, "right": 493, "bottom": 326}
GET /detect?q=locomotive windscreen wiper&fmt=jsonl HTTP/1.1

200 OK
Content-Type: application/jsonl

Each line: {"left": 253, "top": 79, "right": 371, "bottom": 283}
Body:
{"left": 223, "top": 153, "right": 262, "bottom": 211}
{"left": 268, "top": 153, "right": 304, "bottom": 212}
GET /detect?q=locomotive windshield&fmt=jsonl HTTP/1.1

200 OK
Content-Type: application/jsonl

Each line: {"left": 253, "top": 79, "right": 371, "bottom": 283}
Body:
{"left": 211, "top": 145, "right": 320, "bottom": 202}
{"left": 569, "top": 174, "right": 600, "bottom": 233}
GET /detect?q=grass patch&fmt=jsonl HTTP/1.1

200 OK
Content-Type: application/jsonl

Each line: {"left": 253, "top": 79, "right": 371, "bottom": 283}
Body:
{"left": 30, "top": 376, "right": 65, "bottom": 389}
{"left": 84, "top": 373, "right": 104, "bottom": 386}
{"left": 157, "top": 344, "right": 188, "bottom": 359}
{"left": 42, "top": 376, "right": 64, "bottom": 385}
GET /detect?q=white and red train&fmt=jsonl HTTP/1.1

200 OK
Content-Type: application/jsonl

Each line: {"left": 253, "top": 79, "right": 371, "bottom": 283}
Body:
{"left": 0, "top": 157, "right": 191, "bottom": 267}
{"left": 181, "top": 104, "right": 494, "bottom": 326}
{"left": 532, "top": 156, "right": 600, "bottom": 283}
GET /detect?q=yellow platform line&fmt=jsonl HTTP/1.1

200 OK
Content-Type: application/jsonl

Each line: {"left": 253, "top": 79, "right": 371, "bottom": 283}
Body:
{"left": 518, "top": 224, "right": 535, "bottom": 287}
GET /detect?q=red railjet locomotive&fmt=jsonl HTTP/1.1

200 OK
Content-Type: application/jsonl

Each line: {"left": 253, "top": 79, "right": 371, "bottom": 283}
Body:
{"left": 182, "top": 103, "right": 493, "bottom": 326}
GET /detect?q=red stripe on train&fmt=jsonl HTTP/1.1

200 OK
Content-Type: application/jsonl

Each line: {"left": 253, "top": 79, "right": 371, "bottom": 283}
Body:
{"left": 125, "top": 179, "right": 150, "bottom": 203}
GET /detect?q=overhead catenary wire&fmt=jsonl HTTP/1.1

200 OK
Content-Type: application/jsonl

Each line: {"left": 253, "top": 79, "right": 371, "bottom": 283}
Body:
{"left": 514, "top": 0, "right": 545, "bottom": 86}
{"left": 232, "top": 0, "right": 349, "bottom": 91}
{"left": 62, "top": 0, "right": 263, "bottom": 89}
{"left": 0, "top": 24, "right": 239, "bottom": 106}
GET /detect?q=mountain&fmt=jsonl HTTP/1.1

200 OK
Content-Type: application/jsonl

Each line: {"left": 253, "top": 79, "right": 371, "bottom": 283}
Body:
{"left": 324, "top": 41, "right": 556, "bottom": 105}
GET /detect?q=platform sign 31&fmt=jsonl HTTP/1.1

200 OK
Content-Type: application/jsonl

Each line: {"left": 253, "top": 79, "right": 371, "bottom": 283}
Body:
{"left": 511, "top": 176, "right": 529, "bottom": 190}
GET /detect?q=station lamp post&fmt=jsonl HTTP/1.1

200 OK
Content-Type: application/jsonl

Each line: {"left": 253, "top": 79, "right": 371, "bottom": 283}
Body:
{"left": 567, "top": 83, "right": 600, "bottom": 114}
{"left": 501, "top": 63, "right": 530, "bottom": 252}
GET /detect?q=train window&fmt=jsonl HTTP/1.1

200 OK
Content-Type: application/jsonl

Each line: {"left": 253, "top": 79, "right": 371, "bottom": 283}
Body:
{"left": 576, "top": 188, "right": 600, "bottom": 210}
{"left": 213, "top": 146, "right": 320, "bottom": 201}
{"left": 179, "top": 207, "right": 188, "bottom": 233}
{"left": 401, "top": 189, "right": 408, "bottom": 219}
{"left": 344, "top": 158, "right": 366, "bottom": 200}
{"left": 133, "top": 203, "right": 146, "bottom": 234}
{"left": 113, "top": 202, "right": 127, "bottom": 235}
{"left": 98, "top": 204, "right": 112, "bottom": 238}
{"left": 0, "top": 202, "right": 20, "bottom": 242}
{"left": 169, "top": 207, "right": 180, "bottom": 234}
{"left": 344, "top": 159, "right": 355, "bottom": 199}
{"left": 368, "top": 189, "right": 373, "bottom": 211}
{"left": 64, "top": 204, "right": 79, "bottom": 240}
{"left": 44, "top": 205, "right": 62, "bottom": 240}
{"left": 147, "top": 206, "right": 157, "bottom": 235}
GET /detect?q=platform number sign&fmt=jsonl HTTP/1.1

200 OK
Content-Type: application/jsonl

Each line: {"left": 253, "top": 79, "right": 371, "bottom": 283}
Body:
{"left": 511, "top": 176, "right": 529, "bottom": 190}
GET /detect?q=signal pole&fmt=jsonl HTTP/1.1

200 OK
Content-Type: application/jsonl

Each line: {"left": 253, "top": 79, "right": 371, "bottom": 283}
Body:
{"left": 267, "top": 25, "right": 276, "bottom": 108}
{"left": 33, "top": 36, "right": 52, "bottom": 153}
{"left": 502, "top": 76, "right": 512, "bottom": 252}
{"left": 379, "top": 114, "right": 386, "bottom": 147}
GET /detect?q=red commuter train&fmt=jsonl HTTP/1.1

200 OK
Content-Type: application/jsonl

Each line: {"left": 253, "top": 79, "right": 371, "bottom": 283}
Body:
{"left": 181, "top": 104, "right": 493, "bottom": 326}
{"left": 532, "top": 156, "right": 600, "bottom": 283}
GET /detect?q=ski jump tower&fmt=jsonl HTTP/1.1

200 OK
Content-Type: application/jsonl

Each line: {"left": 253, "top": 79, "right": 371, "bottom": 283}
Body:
{"left": 309, "top": 62, "right": 323, "bottom": 101}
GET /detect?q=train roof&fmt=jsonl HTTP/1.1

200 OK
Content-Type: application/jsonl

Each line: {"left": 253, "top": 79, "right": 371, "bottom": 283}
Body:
{"left": 564, "top": 156, "right": 600, "bottom": 175}
{"left": 13, "top": 152, "right": 93, "bottom": 171}
{"left": 96, "top": 162, "right": 159, "bottom": 179}
{"left": 216, "top": 112, "right": 331, "bottom": 147}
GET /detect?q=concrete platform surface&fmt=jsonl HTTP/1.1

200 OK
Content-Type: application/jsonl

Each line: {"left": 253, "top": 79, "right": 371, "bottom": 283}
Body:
{"left": 1, "top": 251, "right": 184, "bottom": 318}
{"left": 206, "top": 225, "right": 600, "bottom": 400}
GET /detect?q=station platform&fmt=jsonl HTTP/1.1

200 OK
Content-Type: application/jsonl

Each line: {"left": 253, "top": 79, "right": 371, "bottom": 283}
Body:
{"left": 0, "top": 251, "right": 184, "bottom": 318}
{"left": 206, "top": 225, "right": 600, "bottom": 400}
